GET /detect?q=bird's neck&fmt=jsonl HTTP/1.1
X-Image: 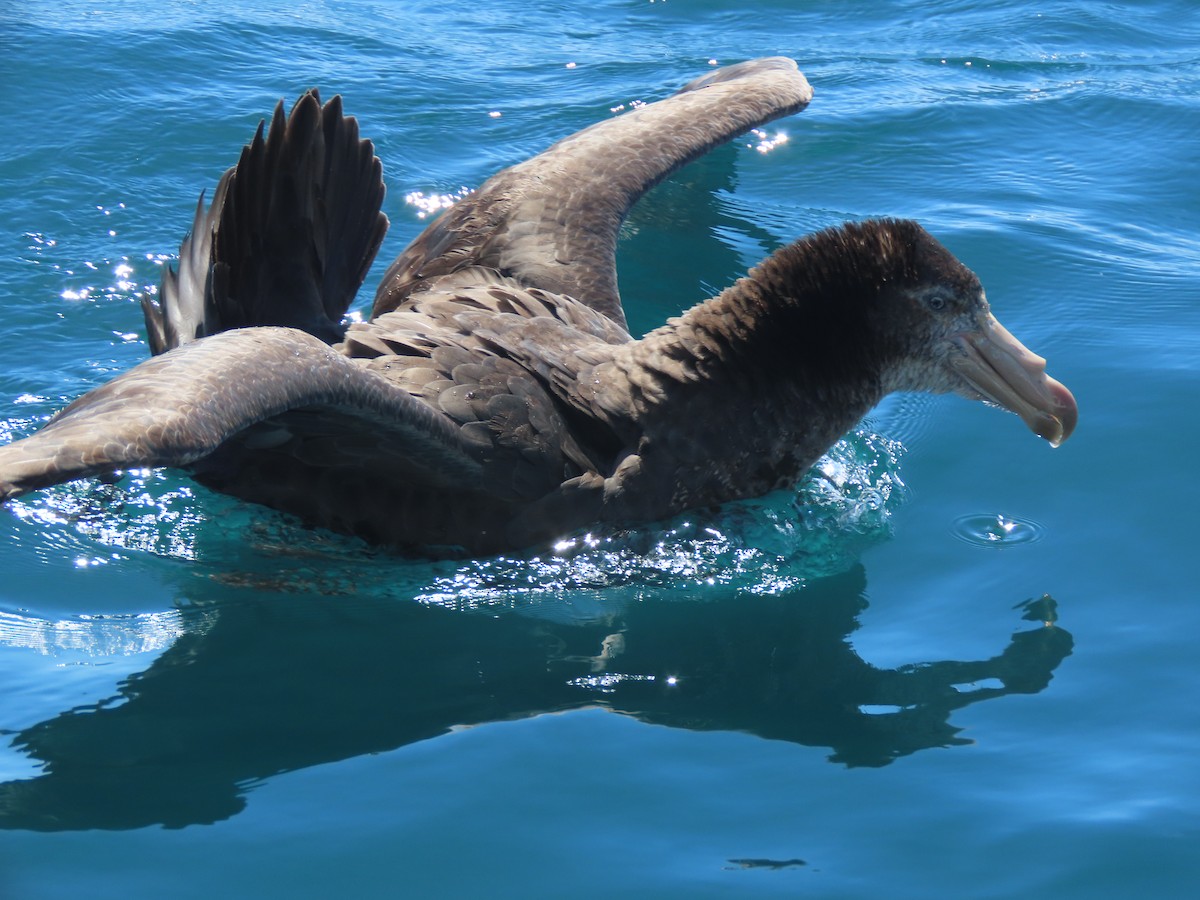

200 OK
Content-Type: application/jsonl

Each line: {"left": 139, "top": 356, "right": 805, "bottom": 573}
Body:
{"left": 637, "top": 234, "right": 890, "bottom": 419}
{"left": 599, "top": 236, "right": 893, "bottom": 510}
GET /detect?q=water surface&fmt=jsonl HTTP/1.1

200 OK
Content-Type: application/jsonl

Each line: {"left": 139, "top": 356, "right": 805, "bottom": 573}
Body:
{"left": 2, "top": 1, "right": 1198, "bottom": 896}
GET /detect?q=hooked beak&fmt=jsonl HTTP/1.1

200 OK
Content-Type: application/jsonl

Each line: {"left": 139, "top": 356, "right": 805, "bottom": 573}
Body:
{"left": 951, "top": 313, "right": 1078, "bottom": 447}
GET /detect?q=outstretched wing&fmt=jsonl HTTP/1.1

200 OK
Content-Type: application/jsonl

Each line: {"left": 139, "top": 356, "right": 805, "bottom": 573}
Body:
{"left": 371, "top": 57, "right": 814, "bottom": 329}
{"left": 0, "top": 328, "right": 482, "bottom": 504}
{"left": 142, "top": 91, "right": 388, "bottom": 354}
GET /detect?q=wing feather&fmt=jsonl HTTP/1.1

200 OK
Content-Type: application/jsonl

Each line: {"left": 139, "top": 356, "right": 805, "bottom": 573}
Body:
{"left": 372, "top": 58, "right": 813, "bottom": 329}
{"left": 0, "top": 328, "right": 482, "bottom": 503}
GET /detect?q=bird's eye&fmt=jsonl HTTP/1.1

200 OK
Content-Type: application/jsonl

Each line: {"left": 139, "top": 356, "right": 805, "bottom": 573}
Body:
{"left": 926, "top": 294, "right": 948, "bottom": 312}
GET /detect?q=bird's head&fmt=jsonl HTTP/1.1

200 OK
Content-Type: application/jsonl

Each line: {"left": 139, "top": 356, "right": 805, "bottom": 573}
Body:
{"left": 858, "top": 219, "right": 1077, "bottom": 446}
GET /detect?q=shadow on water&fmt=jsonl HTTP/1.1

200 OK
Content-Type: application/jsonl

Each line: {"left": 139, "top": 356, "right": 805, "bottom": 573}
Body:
{"left": 0, "top": 563, "right": 1071, "bottom": 831}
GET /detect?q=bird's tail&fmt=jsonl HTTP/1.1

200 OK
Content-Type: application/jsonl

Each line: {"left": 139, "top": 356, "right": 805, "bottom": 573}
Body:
{"left": 141, "top": 91, "right": 389, "bottom": 354}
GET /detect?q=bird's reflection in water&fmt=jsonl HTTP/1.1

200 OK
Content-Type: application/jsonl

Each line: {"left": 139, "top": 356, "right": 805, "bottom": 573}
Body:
{"left": 0, "top": 562, "right": 1071, "bottom": 831}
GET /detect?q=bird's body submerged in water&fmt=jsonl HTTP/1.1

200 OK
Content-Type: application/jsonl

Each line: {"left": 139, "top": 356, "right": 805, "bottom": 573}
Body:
{"left": 0, "top": 58, "right": 1076, "bottom": 556}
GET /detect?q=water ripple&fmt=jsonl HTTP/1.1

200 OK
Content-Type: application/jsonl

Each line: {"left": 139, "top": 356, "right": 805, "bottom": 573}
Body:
{"left": 952, "top": 513, "right": 1046, "bottom": 548}
{"left": 2, "top": 429, "right": 907, "bottom": 611}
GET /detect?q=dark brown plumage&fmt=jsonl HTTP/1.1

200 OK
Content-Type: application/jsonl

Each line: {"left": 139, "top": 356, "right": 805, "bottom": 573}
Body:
{"left": 0, "top": 58, "right": 1077, "bottom": 556}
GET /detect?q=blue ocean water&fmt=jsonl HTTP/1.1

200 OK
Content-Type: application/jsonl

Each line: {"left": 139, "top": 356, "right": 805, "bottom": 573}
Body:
{"left": 1, "top": 0, "right": 1198, "bottom": 896}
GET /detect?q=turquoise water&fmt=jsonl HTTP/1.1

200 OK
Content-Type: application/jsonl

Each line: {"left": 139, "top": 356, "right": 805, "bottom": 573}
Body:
{"left": 2, "top": 0, "right": 1198, "bottom": 896}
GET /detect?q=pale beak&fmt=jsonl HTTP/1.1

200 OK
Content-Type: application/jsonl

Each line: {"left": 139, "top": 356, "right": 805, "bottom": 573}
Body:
{"left": 951, "top": 313, "right": 1078, "bottom": 447}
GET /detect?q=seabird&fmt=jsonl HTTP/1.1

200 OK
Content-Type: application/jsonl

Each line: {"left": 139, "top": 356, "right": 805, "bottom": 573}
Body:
{"left": 0, "top": 58, "right": 1077, "bottom": 555}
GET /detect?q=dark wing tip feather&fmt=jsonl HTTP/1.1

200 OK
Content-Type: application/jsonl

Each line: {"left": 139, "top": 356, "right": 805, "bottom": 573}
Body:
{"left": 148, "top": 90, "right": 388, "bottom": 354}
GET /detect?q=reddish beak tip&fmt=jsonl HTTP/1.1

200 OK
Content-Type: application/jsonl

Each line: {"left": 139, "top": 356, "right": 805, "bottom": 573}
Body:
{"left": 953, "top": 313, "right": 1078, "bottom": 448}
{"left": 1044, "top": 378, "right": 1078, "bottom": 447}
